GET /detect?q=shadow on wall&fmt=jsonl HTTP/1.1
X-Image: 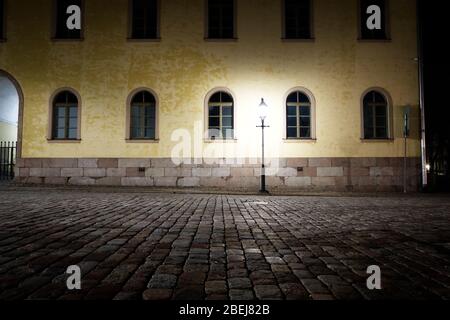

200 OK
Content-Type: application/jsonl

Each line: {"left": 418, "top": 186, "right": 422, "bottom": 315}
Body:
{"left": 0, "top": 76, "right": 19, "bottom": 142}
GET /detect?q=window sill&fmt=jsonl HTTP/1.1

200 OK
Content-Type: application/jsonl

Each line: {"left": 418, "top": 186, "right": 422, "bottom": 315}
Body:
{"left": 47, "top": 139, "right": 81, "bottom": 143}
{"left": 283, "top": 138, "right": 317, "bottom": 143}
{"left": 204, "top": 38, "right": 238, "bottom": 42}
{"left": 357, "top": 38, "right": 392, "bottom": 43}
{"left": 126, "top": 139, "right": 160, "bottom": 143}
{"left": 360, "top": 138, "right": 394, "bottom": 143}
{"left": 204, "top": 138, "right": 238, "bottom": 143}
{"left": 51, "top": 38, "right": 84, "bottom": 42}
{"left": 127, "top": 38, "right": 161, "bottom": 42}
{"left": 281, "top": 38, "right": 315, "bottom": 43}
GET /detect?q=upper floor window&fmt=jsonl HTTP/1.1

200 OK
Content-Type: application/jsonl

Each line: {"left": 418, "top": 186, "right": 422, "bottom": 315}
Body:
{"left": 359, "top": 0, "right": 389, "bottom": 40}
{"left": 130, "top": 90, "right": 157, "bottom": 140}
{"left": 0, "top": 0, "right": 5, "bottom": 40}
{"left": 51, "top": 90, "right": 80, "bottom": 140}
{"left": 283, "top": 0, "right": 313, "bottom": 39}
{"left": 362, "top": 90, "right": 390, "bottom": 139}
{"left": 207, "top": 0, "right": 235, "bottom": 39}
{"left": 130, "top": 0, "right": 159, "bottom": 39}
{"left": 286, "top": 91, "right": 313, "bottom": 139}
{"left": 53, "top": 0, "right": 83, "bottom": 40}
{"left": 207, "top": 91, "right": 234, "bottom": 140}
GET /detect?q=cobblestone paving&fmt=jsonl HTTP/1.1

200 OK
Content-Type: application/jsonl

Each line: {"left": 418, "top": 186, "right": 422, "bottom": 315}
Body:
{"left": 0, "top": 189, "right": 449, "bottom": 300}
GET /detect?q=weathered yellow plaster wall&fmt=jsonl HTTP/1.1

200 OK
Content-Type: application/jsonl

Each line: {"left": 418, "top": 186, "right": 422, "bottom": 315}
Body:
{"left": 0, "top": 0, "right": 420, "bottom": 159}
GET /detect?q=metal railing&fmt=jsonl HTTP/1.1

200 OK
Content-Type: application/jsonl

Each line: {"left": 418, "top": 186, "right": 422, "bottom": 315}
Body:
{"left": 0, "top": 141, "right": 16, "bottom": 180}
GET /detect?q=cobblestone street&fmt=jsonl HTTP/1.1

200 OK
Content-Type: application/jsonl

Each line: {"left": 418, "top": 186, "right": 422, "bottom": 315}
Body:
{"left": 0, "top": 188, "right": 449, "bottom": 300}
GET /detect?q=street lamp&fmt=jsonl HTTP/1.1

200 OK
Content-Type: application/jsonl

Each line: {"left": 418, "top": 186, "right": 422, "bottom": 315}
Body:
{"left": 257, "top": 98, "right": 269, "bottom": 193}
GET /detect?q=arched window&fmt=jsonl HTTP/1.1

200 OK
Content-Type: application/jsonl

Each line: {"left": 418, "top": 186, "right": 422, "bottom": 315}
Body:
{"left": 51, "top": 90, "right": 80, "bottom": 140}
{"left": 207, "top": 91, "right": 234, "bottom": 140}
{"left": 286, "top": 91, "right": 312, "bottom": 139}
{"left": 130, "top": 90, "right": 156, "bottom": 140}
{"left": 363, "top": 90, "right": 389, "bottom": 139}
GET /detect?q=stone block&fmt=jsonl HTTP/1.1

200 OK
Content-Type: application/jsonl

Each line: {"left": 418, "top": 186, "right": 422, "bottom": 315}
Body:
{"left": 349, "top": 167, "right": 369, "bottom": 177}
{"left": 17, "top": 167, "right": 30, "bottom": 177}
{"left": 68, "top": 177, "right": 96, "bottom": 186}
{"left": 178, "top": 177, "right": 200, "bottom": 188}
{"left": 231, "top": 168, "right": 254, "bottom": 177}
{"left": 370, "top": 167, "right": 394, "bottom": 177}
{"left": 42, "top": 158, "right": 78, "bottom": 168}
{"left": 192, "top": 168, "right": 212, "bottom": 177}
{"left": 121, "top": 177, "right": 154, "bottom": 187}
{"left": 126, "top": 167, "right": 145, "bottom": 177}
{"left": 151, "top": 158, "right": 178, "bottom": 168}
{"left": 98, "top": 158, "right": 118, "bottom": 168}
{"left": 286, "top": 158, "right": 309, "bottom": 168}
{"left": 376, "top": 176, "right": 394, "bottom": 186}
{"left": 25, "top": 177, "right": 44, "bottom": 184}
{"left": 212, "top": 168, "right": 231, "bottom": 177}
{"left": 350, "top": 158, "right": 376, "bottom": 168}
{"left": 312, "top": 177, "right": 336, "bottom": 186}
{"left": 285, "top": 177, "right": 312, "bottom": 187}
{"left": 118, "top": 159, "right": 151, "bottom": 168}
{"left": 355, "top": 176, "right": 377, "bottom": 186}
{"left": 145, "top": 168, "right": 165, "bottom": 177}
{"left": 107, "top": 168, "right": 127, "bottom": 177}
{"left": 30, "top": 168, "right": 61, "bottom": 177}
{"left": 84, "top": 168, "right": 106, "bottom": 178}
{"left": 331, "top": 158, "right": 350, "bottom": 167}
{"left": 96, "top": 177, "right": 122, "bottom": 186}
{"left": 375, "top": 158, "right": 391, "bottom": 167}
{"left": 317, "top": 167, "right": 344, "bottom": 177}
{"left": 164, "top": 168, "right": 192, "bottom": 177}
{"left": 15, "top": 158, "right": 25, "bottom": 168}
{"left": 309, "top": 158, "right": 332, "bottom": 167}
{"left": 78, "top": 159, "right": 98, "bottom": 168}
{"left": 61, "top": 168, "right": 83, "bottom": 177}
{"left": 199, "top": 177, "right": 228, "bottom": 187}
{"left": 227, "top": 177, "right": 259, "bottom": 188}
{"left": 44, "top": 177, "right": 67, "bottom": 185}
{"left": 297, "top": 167, "right": 317, "bottom": 177}
{"left": 154, "top": 177, "right": 178, "bottom": 187}
{"left": 277, "top": 168, "right": 299, "bottom": 177}
{"left": 24, "top": 159, "right": 42, "bottom": 168}
{"left": 266, "top": 176, "right": 285, "bottom": 188}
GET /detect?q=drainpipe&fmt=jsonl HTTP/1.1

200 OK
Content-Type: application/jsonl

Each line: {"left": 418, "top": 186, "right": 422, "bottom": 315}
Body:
{"left": 417, "top": 0, "right": 428, "bottom": 189}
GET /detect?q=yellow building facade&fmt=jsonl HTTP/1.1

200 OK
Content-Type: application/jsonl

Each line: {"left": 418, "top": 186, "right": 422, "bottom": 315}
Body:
{"left": 0, "top": 0, "right": 422, "bottom": 191}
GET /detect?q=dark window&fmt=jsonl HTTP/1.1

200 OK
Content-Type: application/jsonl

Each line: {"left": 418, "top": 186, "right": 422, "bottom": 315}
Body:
{"left": 208, "top": 91, "right": 234, "bottom": 139}
{"left": 131, "top": 0, "right": 158, "bottom": 39}
{"left": 284, "top": 0, "right": 312, "bottom": 39}
{"left": 359, "top": 0, "right": 388, "bottom": 40}
{"left": 363, "top": 90, "right": 389, "bottom": 139}
{"left": 52, "top": 91, "right": 79, "bottom": 140}
{"left": 0, "top": 0, "right": 4, "bottom": 40}
{"left": 207, "top": 0, "right": 234, "bottom": 39}
{"left": 130, "top": 91, "right": 156, "bottom": 140}
{"left": 54, "top": 0, "right": 82, "bottom": 39}
{"left": 286, "top": 91, "right": 311, "bottom": 139}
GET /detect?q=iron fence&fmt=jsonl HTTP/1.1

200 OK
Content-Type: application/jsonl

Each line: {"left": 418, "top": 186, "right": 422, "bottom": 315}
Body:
{"left": 0, "top": 141, "right": 16, "bottom": 180}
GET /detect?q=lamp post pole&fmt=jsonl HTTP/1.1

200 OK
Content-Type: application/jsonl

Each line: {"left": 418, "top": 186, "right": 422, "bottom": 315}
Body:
{"left": 260, "top": 118, "right": 267, "bottom": 193}
{"left": 257, "top": 98, "right": 269, "bottom": 193}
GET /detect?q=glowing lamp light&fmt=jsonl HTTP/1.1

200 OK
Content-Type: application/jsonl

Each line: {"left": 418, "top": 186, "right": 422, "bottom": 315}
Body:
{"left": 258, "top": 98, "right": 269, "bottom": 121}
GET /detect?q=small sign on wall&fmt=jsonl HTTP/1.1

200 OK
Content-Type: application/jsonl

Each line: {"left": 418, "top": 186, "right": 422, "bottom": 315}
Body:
{"left": 403, "top": 106, "right": 411, "bottom": 138}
